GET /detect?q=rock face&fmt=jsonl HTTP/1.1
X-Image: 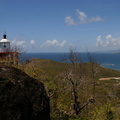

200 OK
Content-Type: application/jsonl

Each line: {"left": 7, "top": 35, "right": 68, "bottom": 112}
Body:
{"left": 0, "top": 65, "right": 50, "bottom": 120}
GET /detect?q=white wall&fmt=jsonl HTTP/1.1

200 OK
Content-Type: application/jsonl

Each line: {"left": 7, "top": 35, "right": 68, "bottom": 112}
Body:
{"left": 0, "top": 42, "right": 10, "bottom": 52}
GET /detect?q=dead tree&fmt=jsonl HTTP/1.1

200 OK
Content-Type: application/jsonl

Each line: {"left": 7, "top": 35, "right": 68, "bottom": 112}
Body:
{"left": 64, "top": 49, "right": 95, "bottom": 115}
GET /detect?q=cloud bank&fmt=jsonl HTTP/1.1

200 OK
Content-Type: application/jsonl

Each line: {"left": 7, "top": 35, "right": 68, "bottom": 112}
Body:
{"left": 41, "top": 39, "right": 66, "bottom": 48}
{"left": 95, "top": 34, "right": 120, "bottom": 48}
{"left": 65, "top": 16, "right": 76, "bottom": 26}
{"left": 30, "top": 40, "right": 35, "bottom": 45}
{"left": 11, "top": 39, "right": 26, "bottom": 48}
{"left": 65, "top": 9, "right": 103, "bottom": 26}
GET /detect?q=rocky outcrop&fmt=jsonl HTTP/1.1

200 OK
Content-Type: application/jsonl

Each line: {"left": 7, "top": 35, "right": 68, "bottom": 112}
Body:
{"left": 0, "top": 65, "right": 50, "bottom": 120}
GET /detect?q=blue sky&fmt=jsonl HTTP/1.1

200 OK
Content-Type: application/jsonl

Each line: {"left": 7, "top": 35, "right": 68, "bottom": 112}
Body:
{"left": 0, "top": 0, "right": 120, "bottom": 52}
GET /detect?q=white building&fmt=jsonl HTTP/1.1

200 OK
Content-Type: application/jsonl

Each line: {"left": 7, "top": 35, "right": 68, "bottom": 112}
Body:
{"left": 0, "top": 34, "right": 10, "bottom": 53}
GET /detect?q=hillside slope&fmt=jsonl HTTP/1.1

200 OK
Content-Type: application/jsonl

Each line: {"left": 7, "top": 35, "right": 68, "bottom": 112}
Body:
{"left": 25, "top": 58, "right": 120, "bottom": 78}
{"left": 21, "top": 58, "right": 120, "bottom": 120}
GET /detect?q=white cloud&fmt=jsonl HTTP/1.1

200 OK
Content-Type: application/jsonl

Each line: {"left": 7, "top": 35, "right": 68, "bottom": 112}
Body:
{"left": 65, "top": 16, "right": 76, "bottom": 26}
{"left": 76, "top": 9, "right": 87, "bottom": 24}
{"left": 60, "top": 40, "right": 66, "bottom": 47}
{"left": 65, "top": 9, "right": 103, "bottom": 25}
{"left": 95, "top": 34, "right": 120, "bottom": 48}
{"left": 41, "top": 39, "right": 66, "bottom": 48}
{"left": 11, "top": 39, "right": 26, "bottom": 48}
{"left": 95, "top": 35, "right": 103, "bottom": 47}
{"left": 106, "top": 34, "right": 112, "bottom": 40}
{"left": 89, "top": 16, "right": 103, "bottom": 23}
{"left": 30, "top": 40, "right": 35, "bottom": 45}
{"left": 10, "top": 38, "right": 26, "bottom": 52}
{"left": 45, "top": 39, "right": 59, "bottom": 46}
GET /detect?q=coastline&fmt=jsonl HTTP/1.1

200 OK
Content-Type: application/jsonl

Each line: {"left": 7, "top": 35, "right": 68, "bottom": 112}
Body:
{"left": 20, "top": 52, "right": 120, "bottom": 72}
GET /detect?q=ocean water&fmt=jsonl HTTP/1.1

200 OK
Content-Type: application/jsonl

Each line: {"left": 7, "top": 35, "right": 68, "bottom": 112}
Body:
{"left": 20, "top": 52, "right": 120, "bottom": 72}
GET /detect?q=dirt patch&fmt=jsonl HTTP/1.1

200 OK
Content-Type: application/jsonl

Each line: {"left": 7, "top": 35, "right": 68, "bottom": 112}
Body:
{"left": 99, "top": 77, "right": 120, "bottom": 80}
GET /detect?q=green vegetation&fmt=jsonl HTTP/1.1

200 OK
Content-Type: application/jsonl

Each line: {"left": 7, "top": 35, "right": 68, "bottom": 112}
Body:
{"left": 14, "top": 54, "right": 120, "bottom": 120}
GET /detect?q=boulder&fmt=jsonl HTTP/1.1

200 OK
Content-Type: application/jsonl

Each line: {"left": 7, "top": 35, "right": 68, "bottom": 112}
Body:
{"left": 0, "top": 65, "right": 50, "bottom": 120}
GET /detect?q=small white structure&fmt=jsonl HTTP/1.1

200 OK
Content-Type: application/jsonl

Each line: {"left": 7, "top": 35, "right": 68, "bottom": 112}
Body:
{"left": 0, "top": 33, "right": 18, "bottom": 65}
{"left": 0, "top": 34, "right": 10, "bottom": 52}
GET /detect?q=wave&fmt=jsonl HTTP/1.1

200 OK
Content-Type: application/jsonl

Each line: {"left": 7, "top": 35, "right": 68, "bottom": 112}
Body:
{"left": 101, "top": 63, "right": 115, "bottom": 66}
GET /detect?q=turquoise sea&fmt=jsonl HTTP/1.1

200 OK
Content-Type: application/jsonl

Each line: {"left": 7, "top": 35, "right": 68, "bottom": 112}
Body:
{"left": 20, "top": 52, "right": 120, "bottom": 72}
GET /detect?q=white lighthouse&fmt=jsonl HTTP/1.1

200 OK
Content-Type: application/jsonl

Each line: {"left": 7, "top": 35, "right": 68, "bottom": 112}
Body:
{"left": 0, "top": 34, "right": 10, "bottom": 52}
{"left": 0, "top": 33, "right": 18, "bottom": 65}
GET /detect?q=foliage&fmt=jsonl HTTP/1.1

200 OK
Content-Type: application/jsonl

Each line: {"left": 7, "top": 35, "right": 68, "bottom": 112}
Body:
{"left": 69, "top": 115, "right": 89, "bottom": 120}
{"left": 14, "top": 54, "right": 120, "bottom": 120}
{"left": 91, "top": 104, "right": 115, "bottom": 120}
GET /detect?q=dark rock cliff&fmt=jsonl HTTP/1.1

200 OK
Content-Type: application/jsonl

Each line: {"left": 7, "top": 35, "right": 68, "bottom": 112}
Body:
{"left": 0, "top": 65, "right": 50, "bottom": 120}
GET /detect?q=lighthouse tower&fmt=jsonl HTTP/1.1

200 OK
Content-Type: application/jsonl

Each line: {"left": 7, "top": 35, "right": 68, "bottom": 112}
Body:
{"left": 0, "top": 33, "right": 18, "bottom": 65}
{"left": 0, "top": 33, "right": 10, "bottom": 52}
